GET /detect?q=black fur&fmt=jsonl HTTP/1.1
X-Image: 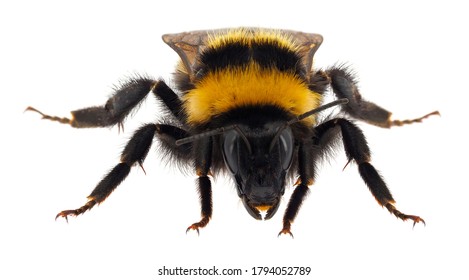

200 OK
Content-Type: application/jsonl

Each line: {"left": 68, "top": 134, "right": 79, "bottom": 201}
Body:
{"left": 252, "top": 42, "right": 305, "bottom": 76}
{"left": 199, "top": 42, "right": 250, "bottom": 72}
{"left": 198, "top": 41, "right": 305, "bottom": 77}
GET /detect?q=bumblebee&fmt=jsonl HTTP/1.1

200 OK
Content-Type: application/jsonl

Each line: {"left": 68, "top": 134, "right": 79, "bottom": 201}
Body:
{"left": 26, "top": 28, "right": 438, "bottom": 236}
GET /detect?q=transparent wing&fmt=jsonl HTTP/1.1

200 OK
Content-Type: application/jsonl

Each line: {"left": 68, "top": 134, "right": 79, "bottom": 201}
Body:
{"left": 281, "top": 30, "right": 323, "bottom": 74}
{"left": 162, "top": 30, "right": 212, "bottom": 78}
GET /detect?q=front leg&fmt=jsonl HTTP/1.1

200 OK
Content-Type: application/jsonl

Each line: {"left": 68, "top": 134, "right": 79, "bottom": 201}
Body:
{"left": 279, "top": 141, "right": 314, "bottom": 237}
{"left": 326, "top": 66, "right": 439, "bottom": 128}
{"left": 186, "top": 137, "right": 213, "bottom": 234}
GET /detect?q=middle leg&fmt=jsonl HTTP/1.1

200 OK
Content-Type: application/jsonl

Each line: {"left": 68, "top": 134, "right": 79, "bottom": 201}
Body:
{"left": 55, "top": 123, "right": 195, "bottom": 221}
{"left": 317, "top": 118, "right": 425, "bottom": 226}
{"left": 56, "top": 123, "right": 158, "bottom": 220}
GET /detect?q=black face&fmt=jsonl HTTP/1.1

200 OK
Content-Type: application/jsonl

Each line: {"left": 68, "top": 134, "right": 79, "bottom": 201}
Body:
{"left": 222, "top": 124, "right": 294, "bottom": 220}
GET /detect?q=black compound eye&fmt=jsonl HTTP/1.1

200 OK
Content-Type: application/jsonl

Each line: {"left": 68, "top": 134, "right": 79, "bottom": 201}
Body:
{"left": 278, "top": 127, "right": 294, "bottom": 170}
{"left": 222, "top": 129, "right": 240, "bottom": 174}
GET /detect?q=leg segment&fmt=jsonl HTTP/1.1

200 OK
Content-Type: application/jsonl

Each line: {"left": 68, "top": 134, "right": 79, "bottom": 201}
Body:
{"left": 26, "top": 78, "right": 186, "bottom": 129}
{"left": 326, "top": 66, "right": 439, "bottom": 128}
{"left": 151, "top": 81, "right": 186, "bottom": 121}
{"left": 280, "top": 123, "right": 345, "bottom": 237}
{"left": 279, "top": 183, "right": 309, "bottom": 238}
{"left": 56, "top": 123, "right": 157, "bottom": 220}
{"left": 186, "top": 137, "right": 213, "bottom": 234}
{"left": 26, "top": 77, "right": 156, "bottom": 129}
{"left": 279, "top": 141, "right": 314, "bottom": 237}
{"left": 155, "top": 124, "right": 193, "bottom": 162}
{"left": 320, "top": 118, "right": 425, "bottom": 226}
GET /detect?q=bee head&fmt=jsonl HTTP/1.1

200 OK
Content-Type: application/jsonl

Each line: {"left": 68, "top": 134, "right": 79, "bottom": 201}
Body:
{"left": 222, "top": 123, "right": 294, "bottom": 220}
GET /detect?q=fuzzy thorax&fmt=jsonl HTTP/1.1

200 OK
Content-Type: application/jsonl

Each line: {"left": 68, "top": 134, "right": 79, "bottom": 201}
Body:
{"left": 183, "top": 63, "right": 321, "bottom": 125}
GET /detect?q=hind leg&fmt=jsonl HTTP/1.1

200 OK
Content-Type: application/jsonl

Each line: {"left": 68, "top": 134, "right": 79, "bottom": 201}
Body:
{"left": 26, "top": 78, "right": 185, "bottom": 131}
{"left": 326, "top": 66, "right": 439, "bottom": 128}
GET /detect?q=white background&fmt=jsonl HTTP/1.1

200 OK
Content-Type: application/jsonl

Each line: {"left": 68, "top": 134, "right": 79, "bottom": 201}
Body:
{"left": 1, "top": 0, "right": 467, "bottom": 279}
